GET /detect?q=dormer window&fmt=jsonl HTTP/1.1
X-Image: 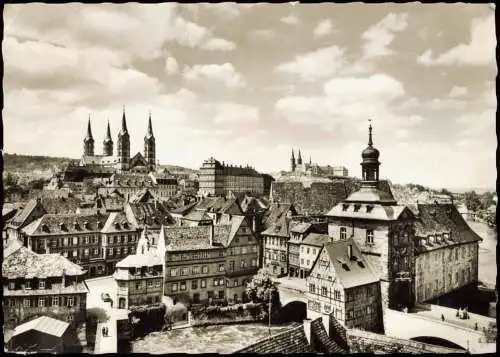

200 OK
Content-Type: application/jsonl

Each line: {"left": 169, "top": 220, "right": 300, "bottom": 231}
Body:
{"left": 97, "top": 221, "right": 102, "bottom": 229}
{"left": 114, "top": 222, "right": 121, "bottom": 230}
{"left": 25, "top": 280, "right": 31, "bottom": 290}
{"left": 342, "top": 204, "right": 349, "bottom": 212}
{"left": 435, "top": 234, "right": 441, "bottom": 244}
{"left": 73, "top": 221, "right": 79, "bottom": 230}
{"left": 39, "top": 280, "right": 45, "bottom": 289}
{"left": 84, "top": 221, "right": 90, "bottom": 230}
{"left": 366, "top": 205, "right": 374, "bottom": 213}
{"left": 354, "top": 204, "right": 361, "bottom": 212}
{"left": 60, "top": 223, "right": 67, "bottom": 231}
{"left": 41, "top": 224, "right": 49, "bottom": 233}
{"left": 428, "top": 235, "right": 434, "bottom": 244}
{"left": 9, "top": 281, "right": 15, "bottom": 290}
{"left": 420, "top": 238, "right": 426, "bottom": 247}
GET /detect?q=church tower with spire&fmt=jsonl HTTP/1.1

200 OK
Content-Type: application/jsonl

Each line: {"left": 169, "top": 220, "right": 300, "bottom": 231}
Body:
{"left": 291, "top": 149, "right": 296, "bottom": 172}
{"left": 297, "top": 149, "right": 303, "bottom": 165}
{"left": 117, "top": 106, "right": 131, "bottom": 170}
{"left": 83, "top": 116, "right": 95, "bottom": 156}
{"left": 144, "top": 112, "right": 156, "bottom": 171}
{"left": 103, "top": 120, "right": 114, "bottom": 157}
{"left": 361, "top": 122, "right": 380, "bottom": 184}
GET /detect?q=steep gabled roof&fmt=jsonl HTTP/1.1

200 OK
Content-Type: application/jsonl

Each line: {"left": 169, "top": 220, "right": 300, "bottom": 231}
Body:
{"left": 161, "top": 226, "right": 216, "bottom": 251}
{"left": 170, "top": 201, "right": 198, "bottom": 215}
{"left": 212, "top": 215, "right": 246, "bottom": 247}
{"left": 183, "top": 210, "right": 212, "bottom": 222}
{"left": 101, "top": 212, "right": 137, "bottom": 233}
{"left": 321, "top": 238, "right": 379, "bottom": 289}
{"left": 9, "top": 198, "right": 45, "bottom": 228}
{"left": 310, "top": 318, "right": 347, "bottom": 354}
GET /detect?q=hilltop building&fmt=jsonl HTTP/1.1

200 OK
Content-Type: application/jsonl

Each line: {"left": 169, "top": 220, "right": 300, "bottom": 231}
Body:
{"left": 198, "top": 157, "right": 265, "bottom": 197}
{"left": 288, "top": 149, "right": 348, "bottom": 178}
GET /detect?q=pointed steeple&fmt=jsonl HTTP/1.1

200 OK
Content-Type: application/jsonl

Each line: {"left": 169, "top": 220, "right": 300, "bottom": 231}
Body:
{"left": 309, "top": 156, "right": 312, "bottom": 165}
{"left": 120, "top": 105, "right": 128, "bottom": 134}
{"left": 105, "top": 120, "right": 112, "bottom": 140}
{"left": 85, "top": 116, "right": 93, "bottom": 140}
{"left": 291, "top": 149, "right": 295, "bottom": 159}
{"left": 297, "top": 149, "right": 302, "bottom": 165}
{"left": 146, "top": 110, "right": 154, "bottom": 139}
{"left": 290, "top": 149, "right": 296, "bottom": 172}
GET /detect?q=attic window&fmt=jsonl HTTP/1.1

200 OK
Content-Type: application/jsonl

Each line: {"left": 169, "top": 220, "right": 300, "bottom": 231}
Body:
{"left": 428, "top": 235, "right": 434, "bottom": 245}
{"left": 420, "top": 238, "right": 426, "bottom": 247}
{"left": 97, "top": 221, "right": 102, "bottom": 229}
{"left": 342, "top": 204, "right": 349, "bottom": 212}
{"left": 41, "top": 224, "right": 49, "bottom": 232}
{"left": 123, "top": 222, "right": 129, "bottom": 229}
{"left": 357, "top": 261, "right": 365, "bottom": 268}
{"left": 60, "top": 223, "right": 67, "bottom": 231}
{"left": 84, "top": 221, "right": 90, "bottom": 229}
{"left": 366, "top": 205, "right": 374, "bottom": 213}
{"left": 435, "top": 234, "right": 441, "bottom": 244}
{"left": 341, "top": 263, "right": 351, "bottom": 271}
{"left": 73, "top": 221, "right": 79, "bottom": 230}
{"left": 114, "top": 222, "right": 121, "bottom": 230}
{"left": 354, "top": 204, "right": 361, "bottom": 212}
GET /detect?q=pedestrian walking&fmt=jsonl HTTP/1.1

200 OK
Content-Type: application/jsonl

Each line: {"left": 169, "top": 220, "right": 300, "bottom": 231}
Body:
{"left": 474, "top": 322, "right": 478, "bottom": 330}
{"left": 441, "top": 314, "right": 445, "bottom": 321}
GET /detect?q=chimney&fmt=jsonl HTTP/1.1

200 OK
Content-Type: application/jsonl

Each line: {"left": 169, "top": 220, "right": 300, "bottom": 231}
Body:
{"left": 209, "top": 223, "right": 214, "bottom": 246}
{"left": 303, "top": 318, "right": 312, "bottom": 345}
{"left": 347, "top": 244, "right": 353, "bottom": 259}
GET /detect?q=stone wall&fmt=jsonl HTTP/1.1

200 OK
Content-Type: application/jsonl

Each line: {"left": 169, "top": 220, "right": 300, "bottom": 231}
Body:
{"left": 346, "top": 328, "right": 465, "bottom": 354}
{"left": 271, "top": 179, "right": 354, "bottom": 215}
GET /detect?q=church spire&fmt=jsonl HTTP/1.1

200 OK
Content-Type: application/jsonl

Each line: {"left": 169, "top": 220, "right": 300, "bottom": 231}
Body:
{"left": 83, "top": 115, "right": 95, "bottom": 156}
{"left": 121, "top": 105, "right": 128, "bottom": 134}
{"left": 105, "top": 120, "right": 112, "bottom": 140}
{"left": 290, "top": 149, "right": 296, "bottom": 172}
{"left": 146, "top": 110, "right": 154, "bottom": 138}
{"left": 103, "top": 119, "right": 113, "bottom": 156}
{"left": 297, "top": 149, "right": 302, "bottom": 165}
{"left": 368, "top": 119, "right": 373, "bottom": 147}
{"left": 86, "top": 116, "right": 93, "bottom": 139}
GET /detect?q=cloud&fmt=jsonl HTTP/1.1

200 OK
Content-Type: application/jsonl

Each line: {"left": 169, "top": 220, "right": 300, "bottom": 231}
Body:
{"left": 281, "top": 14, "right": 300, "bottom": 25}
{"left": 417, "top": 14, "right": 495, "bottom": 66}
{"left": 274, "top": 45, "right": 346, "bottom": 81}
{"left": 448, "top": 86, "right": 467, "bottom": 98}
{"left": 314, "top": 19, "right": 334, "bottom": 38}
{"left": 201, "top": 38, "right": 236, "bottom": 51}
{"left": 361, "top": 13, "right": 409, "bottom": 58}
{"left": 165, "top": 57, "right": 179, "bottom": 75}
{"left": 183, "top": 63, "right": 246, "bottom": 88}
{"left": 275, "top": 74, "right": 405, "bottom": 128}
{"left": 213, "top": 103, "right": 259, "bottom": 124}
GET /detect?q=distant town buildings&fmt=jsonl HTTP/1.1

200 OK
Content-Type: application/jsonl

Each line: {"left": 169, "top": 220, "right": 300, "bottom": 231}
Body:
{"left": 198, "top": 157, "right": 265, "bottom": 197}
{"left": 289, "top": 149, "right": 349, "bottom": 178}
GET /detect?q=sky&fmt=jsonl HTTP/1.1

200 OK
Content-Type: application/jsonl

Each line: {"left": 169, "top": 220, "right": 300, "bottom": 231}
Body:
{"left": 3, "top": 3, "right": 497, "bottom": 190}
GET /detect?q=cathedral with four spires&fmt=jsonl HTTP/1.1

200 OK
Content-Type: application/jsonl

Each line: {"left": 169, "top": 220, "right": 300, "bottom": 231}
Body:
{"left": 79, "top": 108, "right": 156, "bottom": 173}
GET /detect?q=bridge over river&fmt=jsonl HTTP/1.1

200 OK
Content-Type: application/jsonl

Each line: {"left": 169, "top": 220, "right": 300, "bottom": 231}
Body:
{"left": 275, "top": 277, "right": 496, "bottom": 353}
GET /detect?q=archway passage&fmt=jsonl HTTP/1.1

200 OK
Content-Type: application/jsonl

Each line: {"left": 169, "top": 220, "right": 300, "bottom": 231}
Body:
{"left": 410, "top": 336, "right": 466, "bottom": 351}
{"left": 277, "top": 301, "right": 307, "bottom": 323}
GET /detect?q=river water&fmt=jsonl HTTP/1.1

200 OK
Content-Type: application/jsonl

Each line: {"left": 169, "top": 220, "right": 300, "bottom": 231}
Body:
{"left": 131, "top": 323, "right": 296, "bottom": 354}
{"left": 467, "top": 220, "right": 496, "bottom": 287}
{"left": 130, "top": 220, "right": 496, "bottom": 354}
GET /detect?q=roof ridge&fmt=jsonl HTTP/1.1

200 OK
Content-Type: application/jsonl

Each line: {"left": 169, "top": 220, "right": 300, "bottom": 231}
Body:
{"left": 237, "top": 324, "right": 305, "bottom": 351}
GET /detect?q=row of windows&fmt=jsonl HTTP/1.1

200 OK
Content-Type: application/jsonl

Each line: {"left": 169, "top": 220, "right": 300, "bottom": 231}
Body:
{"left": 61, "top": 247, "right": 101, "bottom": 258}
{"left": 309, "top": 283, "right": 342, "bottom": 300}
{"left": 346, "top": 306, "right": 373, "bottom": 319}
{"left": 171, "top": 277, "right": 250, "bottom": 292}
{"left": 169, "top": 250, "right": 222, "bottom": 261}
{"left": 339, "top": 227, "right": 374, "bottom": 244}
{"left": 300, "top": 246, "right": 318, "bottom": 255}
{"left": 42, "top": 234, "right": 138, "bottom": 248}
{"left": 227, "top": 245, "right": 258, "bottom": 255}
{"left": 129, "top": 295, "right": 162, "bottom": 305}
{"left": 106, "top": 246, "right": 135, "bottom": 257}
{"left": 265, "top": 250, "right": 286, "bottom": 262}
{"left": 133, "top": 279, "right": 162, "bottom": 290}
{"left": 265, "top": 236, "right": 287, "bottom": 247}
{"left": 8, "top": 295, "right": 77, "bottom": 308}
